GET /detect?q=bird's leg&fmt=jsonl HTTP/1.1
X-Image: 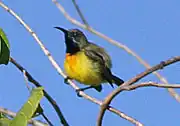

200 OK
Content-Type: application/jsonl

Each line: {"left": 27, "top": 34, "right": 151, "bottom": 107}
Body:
{"left": 64, "top": 76, "right": 71, "bottom": 84}
{"left": 75, "top": 85, "right": 102, "bottom": 97}
{"left": 75, "top": 86, "right": 94, "bottom": 97}
{"left": 76, "top": 86, "right": 94, "bottom": 92}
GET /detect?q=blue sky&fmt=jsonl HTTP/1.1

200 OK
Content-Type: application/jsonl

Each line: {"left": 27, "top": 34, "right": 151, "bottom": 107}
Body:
{"left": 0, "top": 0, "right": 180, "bottom": 126}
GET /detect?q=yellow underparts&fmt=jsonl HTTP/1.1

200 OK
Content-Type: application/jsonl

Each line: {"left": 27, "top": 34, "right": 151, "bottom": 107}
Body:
{"left": 64, "top": 51, "right": 103, "bottom": 86}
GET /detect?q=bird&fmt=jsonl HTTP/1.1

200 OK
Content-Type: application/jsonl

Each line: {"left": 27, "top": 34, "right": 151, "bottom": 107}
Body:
{"left": 55, "top": 27, "right": 124, "bottom": 93}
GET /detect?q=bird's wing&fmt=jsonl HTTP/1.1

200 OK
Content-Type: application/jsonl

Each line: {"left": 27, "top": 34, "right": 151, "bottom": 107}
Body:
{"left": 83, "top": 43, "right": 114, "bottom": 87}
{"left": 83, "top": 43, "right": 112, "bottom": 68}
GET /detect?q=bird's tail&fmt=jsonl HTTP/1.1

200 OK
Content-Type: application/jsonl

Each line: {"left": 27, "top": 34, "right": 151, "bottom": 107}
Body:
{"left": 112, "top": 75, "right": 124, "bottom": 86}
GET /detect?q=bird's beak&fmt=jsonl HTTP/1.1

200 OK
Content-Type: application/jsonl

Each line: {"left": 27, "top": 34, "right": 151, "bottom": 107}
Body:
{"left": 54, "top": 27, "right": 68, "bottom": 35}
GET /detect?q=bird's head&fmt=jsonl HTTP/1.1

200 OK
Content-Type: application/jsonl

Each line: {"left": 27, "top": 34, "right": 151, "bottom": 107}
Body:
{"left": 55, "top": 27, "right": 88, "bottom": 54}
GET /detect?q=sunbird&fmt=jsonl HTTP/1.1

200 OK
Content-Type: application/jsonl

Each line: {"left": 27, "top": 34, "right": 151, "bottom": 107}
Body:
{"left": 55, "top": 27, "right": 124, "bottom": 93}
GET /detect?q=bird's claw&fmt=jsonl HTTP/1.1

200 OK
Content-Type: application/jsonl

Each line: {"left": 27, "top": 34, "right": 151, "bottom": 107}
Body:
{"left": 75, "top": 89, "right": 83, "bottom": 97}
{"left": 64, "top": 77, "right": 70, "bottom": 84}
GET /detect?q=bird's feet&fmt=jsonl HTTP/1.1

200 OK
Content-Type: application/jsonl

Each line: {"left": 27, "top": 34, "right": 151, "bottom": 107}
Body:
{"left": 64, "top": 76, "right": 71, "bottom": 84}
{"left": 75, "top": 89, "right": 83, "bottom": 97}
{"left": 75, "top": 86, "right": 97, "bottom": 97}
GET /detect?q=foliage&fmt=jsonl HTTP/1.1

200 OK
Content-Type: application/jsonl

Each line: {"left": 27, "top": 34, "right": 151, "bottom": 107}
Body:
{"left": 0, "top": 28, "right": 10, "bottom": 65}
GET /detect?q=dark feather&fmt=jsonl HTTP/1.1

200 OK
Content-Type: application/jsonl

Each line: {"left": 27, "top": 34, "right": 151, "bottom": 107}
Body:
{"left": 112, "top": 75, "right": 124, "bottom": 86}
{"left": 84, "top": 43, "right": 116, "bottom": 88}
{"left": 93, "top": 85, "right": 102, "bottom": 92}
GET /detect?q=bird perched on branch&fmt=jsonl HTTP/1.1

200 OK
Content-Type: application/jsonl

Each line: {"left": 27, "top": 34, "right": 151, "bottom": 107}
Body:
{"left": 55, "top": 27, "right": 124, "bottom": 94}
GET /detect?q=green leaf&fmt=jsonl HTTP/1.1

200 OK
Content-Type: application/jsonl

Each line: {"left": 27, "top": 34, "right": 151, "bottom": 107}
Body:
{"left": 0, "top": 118, "right": 11, "bottom": 126}
{"left": 0, "top": 29, "right": 10, "bottom": 65}
{"left": 0, "top": 113, "right": 5, "bottom": 119}
{"left": 0, "top": 114, "right": 11, "bottom": 126}
{"left": 9, "top": 87, "right": 44, "bottom": 126}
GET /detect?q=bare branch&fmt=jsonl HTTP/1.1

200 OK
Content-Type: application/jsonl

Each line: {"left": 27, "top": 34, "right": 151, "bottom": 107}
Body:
{"left": 0, "top": 106, "right": 47, "bottom": 126}
{"left": 52, "top": 0, "right": 180, "bottom": 102}
{"left": 125, "top": 82, "right": 180, "bottom": 91}
{"left": 97, "top": 56, "right": 180, "bottom": 126}
{"left": 41, "top": 113, "right": 53, "bottom": 126}
{"left": 107, "top": 106, "right": 143, "bottom": 126}
{"left": 71, "top": 0, "right": 89, "bottom": 27}
{"left": 23, "top": 69, "right": 31, "bottom": 91}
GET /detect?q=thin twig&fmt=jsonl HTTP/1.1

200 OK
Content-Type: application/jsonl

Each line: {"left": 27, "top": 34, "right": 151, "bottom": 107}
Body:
{"left": 52, "top": 0, "right": 180, "bottom": 102}
{"left": 0, "top": 2, "right": 142, "bottom": 125}
{"left": 71, "top": 0, "right": 89, "bottom": 28}
{"left": 107, "top": 106, "right": 143, "bottom": 126}
{"left": 97, "top": 56, "right": 180, "bottom": 126}
{"left": 0, "top": 106, "right": 48, "bottom": 126}
{"left": 125, "top": 82, "right": 180, "bottom": 91}
{"left": 41, "top": 113, "right": 53, "bottom": 126}
{"left": 23, "top": 69, "right": 31, "bottom": 91}
{"left": 10, "top": 57, "right": 68, "bottom": 126}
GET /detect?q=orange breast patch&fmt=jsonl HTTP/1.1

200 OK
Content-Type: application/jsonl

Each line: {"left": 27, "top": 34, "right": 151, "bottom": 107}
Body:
{"left": 64, "top": 52, "right": 103, "bottom": 85}
{"left": 65, "top": 53, "right": 77, "bottom": 72}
